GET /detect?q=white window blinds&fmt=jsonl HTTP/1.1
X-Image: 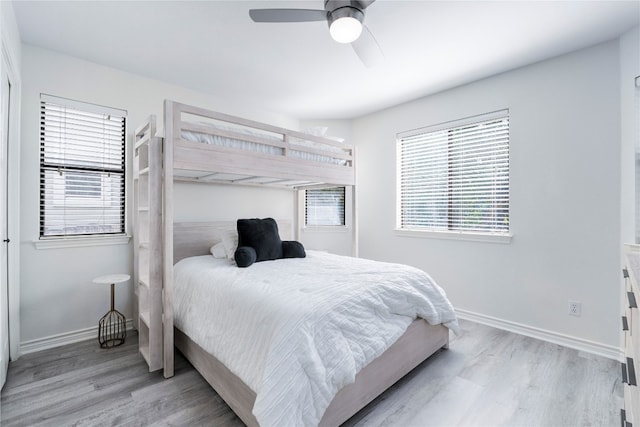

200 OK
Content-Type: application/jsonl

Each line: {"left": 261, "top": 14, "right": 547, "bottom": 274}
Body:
{"left": 397, "top": 110, "right": 509, "bottom": 234}
{"left": 305, "top": 187, "right": 346, "bottom": 226}
{"left": 40, "top": 94, "right": 127, "bottom": 238}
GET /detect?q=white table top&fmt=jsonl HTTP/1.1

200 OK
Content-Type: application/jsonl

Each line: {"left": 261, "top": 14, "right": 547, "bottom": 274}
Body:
{"left": 92, "top": 274, "right": 130, "bottom": 285}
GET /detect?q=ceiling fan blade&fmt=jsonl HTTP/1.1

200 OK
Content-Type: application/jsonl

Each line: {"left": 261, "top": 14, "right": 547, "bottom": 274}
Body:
{"left": 351, "top": 24, "right": 384, "bottom": 67}
{"left": 249, "top": 9, "right": 327, "bottom": 23}
{"left": 355, "top": 0, "right": 376, "bottom": 9}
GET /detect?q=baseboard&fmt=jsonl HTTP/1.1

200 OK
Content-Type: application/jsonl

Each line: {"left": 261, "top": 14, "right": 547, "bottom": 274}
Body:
{"left": 455, "top": 308, "right": 624, "bottom": 361}
{"left": 19, "top": 312, "right": 623, "bottom": 361}
{"left": 19, "top": 320, "right": 135, "bottom": 356}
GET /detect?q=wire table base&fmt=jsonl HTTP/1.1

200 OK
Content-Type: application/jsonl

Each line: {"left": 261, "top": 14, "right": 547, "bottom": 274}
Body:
{"left": 97, "top": 281, "right": 127, "bottom": 348}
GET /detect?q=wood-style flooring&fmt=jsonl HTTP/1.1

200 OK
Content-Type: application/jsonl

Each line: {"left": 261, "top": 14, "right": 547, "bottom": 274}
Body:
{"left": 1, "top": 320, "right": 622, "bottom": 426}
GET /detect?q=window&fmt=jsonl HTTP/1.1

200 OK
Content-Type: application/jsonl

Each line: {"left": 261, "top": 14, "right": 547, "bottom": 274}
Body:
{"left": 40, "top": 94, "right": 126, "bottom": 238}
{"left": 397, "top": 110, "right": 509, "bottom": 235}
{"left": 305, "top": 187, "right": 346, "bottom": 227}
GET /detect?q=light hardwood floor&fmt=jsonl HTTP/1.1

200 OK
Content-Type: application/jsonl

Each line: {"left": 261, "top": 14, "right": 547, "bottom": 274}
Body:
{"left": 1, "top": 320, "right": 622, "bottom": 427}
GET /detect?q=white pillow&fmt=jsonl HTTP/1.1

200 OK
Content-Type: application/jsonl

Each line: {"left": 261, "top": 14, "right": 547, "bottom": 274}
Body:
{"left": 305, "top": 126, "right": 328, "bottom": 136}
{"left": 209, "top": 242, "right": 227, "bottom": 259}
{"left": 219, "top": 228, "right": 239, "bottom": 259}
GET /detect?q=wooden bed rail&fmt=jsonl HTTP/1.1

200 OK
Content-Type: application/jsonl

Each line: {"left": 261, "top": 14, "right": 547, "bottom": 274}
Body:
{"left": 167, "top": 100, "right": 354, "bottom": 166}
{"left": 161, "top": 100, "right": 355, "bottom": 187}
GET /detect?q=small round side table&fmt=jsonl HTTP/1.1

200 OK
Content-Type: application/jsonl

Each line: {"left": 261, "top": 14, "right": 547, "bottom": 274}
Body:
{"left": 93, "top": 273, "right": 130, "bottom": 348}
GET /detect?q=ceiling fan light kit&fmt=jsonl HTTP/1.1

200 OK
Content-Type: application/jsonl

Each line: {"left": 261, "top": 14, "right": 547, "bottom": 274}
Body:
{"left": 328, "top": 7, "right": 364, "bottom": 43}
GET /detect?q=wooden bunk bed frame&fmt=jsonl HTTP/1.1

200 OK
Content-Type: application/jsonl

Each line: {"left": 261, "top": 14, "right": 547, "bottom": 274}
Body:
{"left": 133, "top": 100, "right": 449, "bottom": 426}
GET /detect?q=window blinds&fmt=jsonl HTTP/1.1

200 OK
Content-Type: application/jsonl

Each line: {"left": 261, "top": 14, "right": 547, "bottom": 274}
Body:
{"left": 305, "top": 187, "right": 346, "bottom": 226}
{"left": 40, "top": 94, "right": 126, "bottom": 237}
{"left": 398, "top": 110, "right": 509, "bottom": 233}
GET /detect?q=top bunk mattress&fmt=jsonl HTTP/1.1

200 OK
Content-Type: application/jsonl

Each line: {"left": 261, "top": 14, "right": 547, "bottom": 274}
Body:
{"left": 173, "top": 250, "right": 458, "bottom": 427}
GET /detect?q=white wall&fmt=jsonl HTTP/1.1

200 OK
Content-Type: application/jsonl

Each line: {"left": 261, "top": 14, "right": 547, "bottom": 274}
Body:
{"left": 620, "top": 26, "right": 639, "bottom": 245}
{"left": 17, "top": 31, "right": 638, "bottom": 355}
{"left": 1, "top": 0, "right": 22, "bottom": 371}
{"left": 19, "top": 45, "right": 299, "bottom": 348}
{"left": 353, "top": 40, "right": 622, "bottom": 350}
{"left": 298, "top": 119, "right": 355, "bottom": 256}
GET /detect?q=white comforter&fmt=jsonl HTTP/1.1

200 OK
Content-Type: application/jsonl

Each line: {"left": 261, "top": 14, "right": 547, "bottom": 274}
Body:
{"left": 173, "top": 251, "right": 458, "bottom": 427}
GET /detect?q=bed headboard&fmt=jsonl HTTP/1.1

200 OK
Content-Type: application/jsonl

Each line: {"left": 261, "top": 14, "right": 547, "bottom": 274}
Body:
{"left": 173, "top": 219, "right": 293, "bottom": 264}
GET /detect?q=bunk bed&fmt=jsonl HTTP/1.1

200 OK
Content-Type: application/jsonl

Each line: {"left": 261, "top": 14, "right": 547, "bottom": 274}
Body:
{"left": 133, "top": 100, "right": 457, "bottom": 427}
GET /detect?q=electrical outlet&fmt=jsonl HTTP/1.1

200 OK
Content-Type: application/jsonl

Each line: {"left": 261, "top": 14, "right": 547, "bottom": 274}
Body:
{"left": 568, "top": 300, "right": 581, "bottom": 317}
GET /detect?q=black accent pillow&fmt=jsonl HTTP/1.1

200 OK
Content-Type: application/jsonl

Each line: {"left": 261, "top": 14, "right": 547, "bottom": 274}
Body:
{"left": 282, "top": 241, "right": 306, "bottom": 259}
{"left": 234, "top": 246, "right": 257, "bottom": 268}
{"left": 236, "top": 218, "right": 283, "bottom": 262}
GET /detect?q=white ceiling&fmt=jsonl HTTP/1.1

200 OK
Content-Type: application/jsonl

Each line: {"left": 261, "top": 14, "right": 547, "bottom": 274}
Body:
{"left": 12, "top": 0, "right": 640, "bottom": 120}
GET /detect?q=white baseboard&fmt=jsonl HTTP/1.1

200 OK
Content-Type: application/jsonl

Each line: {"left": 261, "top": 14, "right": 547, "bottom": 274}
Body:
{"left": 19, "top": 312, "right": 623, "bottom": 362}
{"left": 456, "top": 308, "right": 624, "bottom": 361}
{"left": 19, "top": 320, "right": 135, "bottom": 356}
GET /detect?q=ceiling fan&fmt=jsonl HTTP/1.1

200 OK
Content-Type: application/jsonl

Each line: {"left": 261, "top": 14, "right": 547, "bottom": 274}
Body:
{"left": 249, "top": 0, "right": 384, "bottom": 67}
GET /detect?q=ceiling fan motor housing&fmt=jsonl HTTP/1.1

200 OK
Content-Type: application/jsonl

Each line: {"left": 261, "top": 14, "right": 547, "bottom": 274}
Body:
{"left": 325, "top": 0, "right": 366, "bottom": 16}
{"left": 327, "top": 7, "right": 364, "bottom": 26}
{"left": 324, "top": 0, "right": 368, "bottom": 13}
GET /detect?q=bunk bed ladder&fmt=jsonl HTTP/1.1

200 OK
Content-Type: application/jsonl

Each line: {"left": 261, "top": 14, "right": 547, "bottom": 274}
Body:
{"left": 134, "top": 117, "right": 164, "bottom": 373}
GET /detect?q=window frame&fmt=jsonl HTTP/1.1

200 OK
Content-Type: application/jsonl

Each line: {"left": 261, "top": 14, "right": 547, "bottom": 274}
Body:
{"left": 38, "top": 94, "right": 128, "bottom": 244}
{"left": 395, "top": 110, "right": 512, "bottom": 244}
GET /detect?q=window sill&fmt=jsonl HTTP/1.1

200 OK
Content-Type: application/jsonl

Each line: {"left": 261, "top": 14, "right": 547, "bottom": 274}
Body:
{"left": 394, "top": 229, "right": 512, "bottom": 244}
{"left": 302, "top": 226, "right": 349, "bottom": 233}
{"left": 34, "top": 235, "right": 131, "bottom": 250}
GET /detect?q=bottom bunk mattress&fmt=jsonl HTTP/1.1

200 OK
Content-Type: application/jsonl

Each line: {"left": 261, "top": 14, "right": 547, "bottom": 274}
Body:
{"left": 173, "top": 251, "right": 458, "bottom": 427}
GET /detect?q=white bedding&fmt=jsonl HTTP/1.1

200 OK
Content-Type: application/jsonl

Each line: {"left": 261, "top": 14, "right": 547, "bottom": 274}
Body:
{"left": 173, "top": 251, "right": 458, "bottom": 427}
